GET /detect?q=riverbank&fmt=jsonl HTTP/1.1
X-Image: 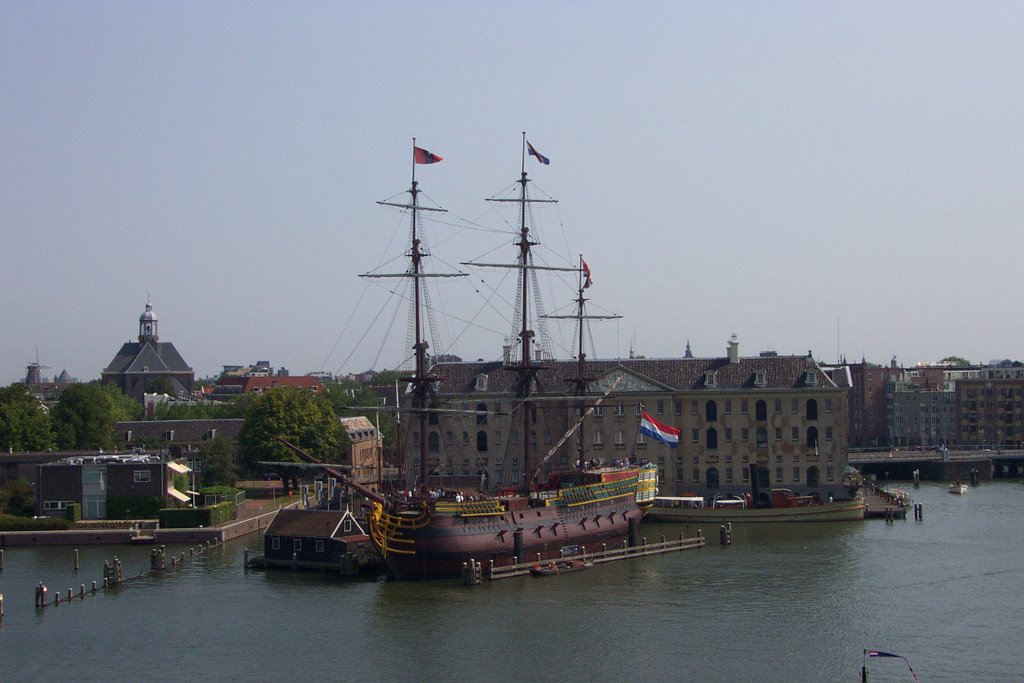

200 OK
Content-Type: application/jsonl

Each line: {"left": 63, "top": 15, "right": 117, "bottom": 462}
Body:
{"left": 0, "top": 496, "right": 290, "bottom": 547}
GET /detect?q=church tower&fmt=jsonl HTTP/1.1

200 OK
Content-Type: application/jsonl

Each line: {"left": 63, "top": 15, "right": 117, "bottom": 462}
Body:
{"left": 139, "top": 301, "right": 159, "bottom": 343}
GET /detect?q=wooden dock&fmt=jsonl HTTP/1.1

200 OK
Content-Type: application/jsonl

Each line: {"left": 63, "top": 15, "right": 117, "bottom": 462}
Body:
{"left": 465, "top": 532, "right": 706, "bottom": 583}
{"left": 862, "top": 484, "right": 910, "bottom": 520}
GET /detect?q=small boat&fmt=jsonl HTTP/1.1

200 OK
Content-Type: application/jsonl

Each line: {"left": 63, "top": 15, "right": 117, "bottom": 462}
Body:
{"left": 645, "top": 489, "right": 866, "bottom": 523}
{"left": 948, "top": 482, "right": 968, "bottom": 494}
{"left": 529, "top": 558, "right": 594, "bottom": 576}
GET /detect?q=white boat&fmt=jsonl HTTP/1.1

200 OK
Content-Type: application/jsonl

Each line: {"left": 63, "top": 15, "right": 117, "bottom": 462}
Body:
{"left": 645, "top": 489, "right": 866, "bottom": 523}
{"left": 948, "top": 482, "right": 968, "bottom": 494}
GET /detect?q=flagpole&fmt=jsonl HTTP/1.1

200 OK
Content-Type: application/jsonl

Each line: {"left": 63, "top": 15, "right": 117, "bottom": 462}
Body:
{"left": 521, "top": 131, "right": 526, "bottom": 176}
{"left": 411, "top": 137, "right": 417, "bottom": 186}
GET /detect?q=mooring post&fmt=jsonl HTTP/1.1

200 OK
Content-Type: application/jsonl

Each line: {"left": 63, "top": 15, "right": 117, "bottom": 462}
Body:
{"left": 74, "top": 548, "right": 80, "bottom": 571}
{"left": 0, "top": 592, "right": 4, "bottom": 623}
{"left": 0, "top": 548, "right": 4, "bottom": 570}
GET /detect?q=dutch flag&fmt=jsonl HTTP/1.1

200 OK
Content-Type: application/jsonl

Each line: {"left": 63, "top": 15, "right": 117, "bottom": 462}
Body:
{"left": 640, "top": 411, "right": 680, "bottom": 448}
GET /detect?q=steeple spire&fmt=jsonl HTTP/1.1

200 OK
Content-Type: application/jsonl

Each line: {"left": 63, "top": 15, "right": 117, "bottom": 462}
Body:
{"left": 138, "top": 300, "right": 159, "bottom": 343}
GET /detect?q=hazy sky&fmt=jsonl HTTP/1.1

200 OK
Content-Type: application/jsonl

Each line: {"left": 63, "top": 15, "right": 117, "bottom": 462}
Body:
{"left": 3, "top": 2, "right": 1022, "bottom": 385}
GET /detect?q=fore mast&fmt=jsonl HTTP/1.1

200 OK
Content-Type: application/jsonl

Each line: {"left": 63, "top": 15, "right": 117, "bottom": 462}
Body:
{"left": 362, "top": 139, "right": 461, "bottom": 501}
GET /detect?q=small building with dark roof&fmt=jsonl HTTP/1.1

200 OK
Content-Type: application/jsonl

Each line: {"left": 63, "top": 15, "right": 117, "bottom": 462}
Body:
{"left": 102, "top": 301, "right": 195, "bottom": 402}
{"left": 261, "top": 508, "right": 375, "bottom": 574}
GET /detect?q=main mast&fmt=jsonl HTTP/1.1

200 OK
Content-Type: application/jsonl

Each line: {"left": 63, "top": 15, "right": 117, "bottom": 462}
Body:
{"left": 362, "top": 139, "right": 461, "bottom": 500}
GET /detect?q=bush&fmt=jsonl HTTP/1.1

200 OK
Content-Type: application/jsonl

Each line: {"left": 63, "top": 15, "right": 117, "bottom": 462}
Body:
{"left": 159, "top": 501, "right": 236, "bottom": 528}
{"left": 65, "top": 503, "right": 82, "bottom": 523}
{"left": 0, "top": 514, "right": 70, "bottom": 531}
{"left": 199, "top": 485, "right": 239, "bottom": 496}
{"left": 106, "top": 495, "right": 164, "bottom": 520}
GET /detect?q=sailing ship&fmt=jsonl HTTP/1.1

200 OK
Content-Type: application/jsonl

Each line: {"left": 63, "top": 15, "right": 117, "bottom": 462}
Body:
{"left": 362, "top": 136, "right": 657, "bottom": 580}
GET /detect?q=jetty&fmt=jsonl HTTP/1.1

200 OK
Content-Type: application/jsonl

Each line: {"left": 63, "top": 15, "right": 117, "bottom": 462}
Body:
{"left": 463, "top": 532, "right": 706, "bottom": 583}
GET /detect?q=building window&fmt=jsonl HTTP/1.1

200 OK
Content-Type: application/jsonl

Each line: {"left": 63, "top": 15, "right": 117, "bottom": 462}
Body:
{"left": 792, "top": 427, "right": 799, "bottom": 442}
{"left": 476, "top": 403, "right": 488, "bottom": 425}
{"left": 754, "top": 371, "right": 766, "bottom": 387}
{"left": 755, "top": 400, "right": 767, "bottom": 420}
{"left": 807, "top": 426, "right": 819, "bottom": 449}
{"left": 826, "top": 466, "right": 834, "bottom": 481}
{"left": 616, "top": 403, "right": 625, "bottom": 416}
{"left": 807, "top": 399, "right": 818, "bottom": 420}
{"left": 825, "top": 398, "right": 833, "bottom": 414}
{"left": 742, "top": 467, "right": 750, "bottom": 482}
{"left": 315, "top": 539, "right": 324, "bottom": 553}
{"left": 705, "top": 401, "right": 718, "bottom": 422}
{"left": 792, "top": 467, "right": 800, "bottom": 483}
{"left": 741, "top": 427, "right": 749, "bottom": 442}
{"left": 656, "top": 400, "right": 664, "bottom": 415}
{"left": 724, "top": 399, "right": 732, "bottom": 414}
{"left": 706, "top": 467, "right": 720, "bottom": 488}
{"left": 293, "top": 539, "right": 302, "bottom": 551}
{"left": 272, "top": 538, "right": 280, "bottom": 550}
{"left": 475, "top": 374, "right": 488, "bottom": 391}
{"left": 636, "top": 431, "right": 646, "bottom": 445}
{"left": 806, "top": 370, "right": 817, "bottom": 386}
{"left": 725, "top": 468, "right": 733, "bottom": 483}
{"left": 825, "top": 427, "right": 833, "bottom": 441}
{"left": 791, "top": 398, "right": 798, "bottom": 413}
{"left": 775, "top": 467, "right": 784, "bottom": 483}
{"left": 615, "top": 430, "right": 625, "bottom": 445}
{"left": 593, "top": 405, "right": 603, "bottom": 417}
{"left": 674, "top": 400, "right": 682, "bottom": 415}
{"left": 705, "top": 371, "right": 717, "bottom": 387}
{"left": 123, "top": 430, "right": 132, "bottom": 443}
{"left": 691, "top": 428, "right": 699, "bottom": 443}
{"left": 134, "top": 470, "right": 151, "bottom": 483}
{"left": 445, "top": 431, "right": 454, "bottom": 445}
{"left": 593, "top": 431, "right": 603, "bottom": 446}
{"left": 740, "top": 400, "right": 748, "bottom": 415}
{"left": 428, "top": 432, "right": 440, "bottom": 452}
{"left": 756, "top": 428, "right": 768, "bottom": 448}
{"left": 724, "top": 428, "right": 733, "bottom": 443}
{"left": 692, "top": 468, "right": 700, "bottom": 482}
{"left": 774, "top": 399, "right": 781, "bottom": 413}
{"left": 706, "top": 428, "right": 718, "bottom": 450}
{"left": 691, "top": 400, "right": 698, "bottom": 415}
{"left": 463, "top": 431, "right": 470, "bottom": 446}
{"left": 775, "top": 452, "right": 783, "bottom": 463}
{"left": 775, "top": 427, "right": 782, "bottom": 442}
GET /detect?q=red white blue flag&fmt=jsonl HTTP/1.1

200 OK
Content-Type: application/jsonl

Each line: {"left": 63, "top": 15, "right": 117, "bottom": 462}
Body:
{"left": 581, "top": 257, "right": 593, "bottom": 289}
{"left": 640, "top": 411, "right": 680, "bottom": 447}
{"left": 527, "top": 141, "right": 550, "bottom": 165}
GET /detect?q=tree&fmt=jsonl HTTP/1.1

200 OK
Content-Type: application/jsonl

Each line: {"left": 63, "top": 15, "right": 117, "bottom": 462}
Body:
{"left": 202, "top": 435, "right": 238, "bottom": 487}
{"left": 238, "top": 387, "right": 343, "bottom": 471}
{"left": 50, "top": 382, "right": 143, "bottom": 450}
{"left": 941, "top": 356, "right": 971, "bottom": 367}
{"left": 0, "top": 478, "right": 37, "bottom": 517}
{"left": 144, "top": 377, "right": 176, "bottom": 396}
{"left": 0, "top": 384, "right": 56, "bottom": 452}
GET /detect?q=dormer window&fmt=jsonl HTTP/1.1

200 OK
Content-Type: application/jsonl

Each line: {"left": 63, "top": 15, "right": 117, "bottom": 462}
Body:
{"left": 475, "top": 373, "right": 488, "bottom": 391}
{"left": 806, "top": 370, "right": 817, "bottom": 386}
{"left": 754, "top": 371, "right": 767, "bottom": 387}
{"left": 705, "top": 370, "right": 717, "bottom": 388}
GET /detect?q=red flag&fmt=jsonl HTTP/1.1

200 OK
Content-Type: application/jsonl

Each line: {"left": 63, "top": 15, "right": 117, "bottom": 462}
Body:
{"left": 581, "top": 258, "right": 593, "bottom": 289}
{"left": 414, "top": 146, "right": 443, "bottom": 164}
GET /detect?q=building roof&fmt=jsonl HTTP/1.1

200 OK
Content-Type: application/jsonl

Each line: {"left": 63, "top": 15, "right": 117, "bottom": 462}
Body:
{"left": 431, "top": 354, "right": 837, "bottom": 396}
{"left": 338, "top": 416, "right": 377, "bottom": 441}
{"left": 114, "top": 419, "right": 245, "bottom": 442}
{"left": 102, "top": 340, "right": 193, "bottom": 375}
{"left": 241, "top": 376, "right": 323, "bottom": 392}
{"left": 266, "top": 509, "right": 351, "bottom": 538}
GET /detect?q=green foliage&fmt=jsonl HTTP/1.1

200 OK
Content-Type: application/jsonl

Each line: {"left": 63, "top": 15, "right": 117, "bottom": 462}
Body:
{"left": 201, "top": 435, "right": 238, "bottom": 487}
{"left": 0, "top": 514, "right": 70, "bottom": 531}
{"left": 941, "top": 356, "right": 971, "bottom": 366}
{"left": 65, "top": 502, "right": 82, "bottom": 523}
{"left": 199, "top": 485, "right": 239, "bottom": 496}
{"left": 0, "top": 477, "right": 37, "bottom": 517}
{"left": 50, "top": 382, "right": 143, "bottom": 450}
{"left": 144, "top": 377, "right": 176, "bottom": 395}
{"left": 0, "top": 383, "right": 56, "bottom": 451}
{"left": 323, "top": 381, "right": 395, "bottom": 451}
{"left": 160, "top": 500, "right": 235, "bottom": 528}
{"left": 150, "top": 400, "right": 239, "bottom": 421}
{"left": 238, "top": 387, "right": 342, "bottom": 470}
{"left": 106, "top": 495, "right": 164, "bottom": 519}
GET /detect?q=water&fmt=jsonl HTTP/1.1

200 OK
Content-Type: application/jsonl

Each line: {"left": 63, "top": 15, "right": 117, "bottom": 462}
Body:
{"left": 2, "top": 483, "right": 1022, "bottom": 682}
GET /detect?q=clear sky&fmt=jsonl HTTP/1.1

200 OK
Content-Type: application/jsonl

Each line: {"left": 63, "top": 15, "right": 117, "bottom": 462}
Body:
{"left": 2, "top": 2, "right": 1022, "bottom": 386}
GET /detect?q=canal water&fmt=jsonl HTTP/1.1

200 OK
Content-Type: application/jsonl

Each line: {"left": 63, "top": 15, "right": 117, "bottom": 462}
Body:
{"left": 2, "top": 482, "right": 1022, "bottom": 681}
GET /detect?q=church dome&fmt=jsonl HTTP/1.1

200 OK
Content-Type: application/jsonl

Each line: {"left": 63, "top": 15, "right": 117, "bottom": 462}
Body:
{"left": 140, "top": 302, "right": 158, "bottom": 323}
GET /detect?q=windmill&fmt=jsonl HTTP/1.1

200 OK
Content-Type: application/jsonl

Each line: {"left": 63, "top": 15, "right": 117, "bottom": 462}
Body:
{"left": 25, "top": 348, "right": 50, "bottom": 385}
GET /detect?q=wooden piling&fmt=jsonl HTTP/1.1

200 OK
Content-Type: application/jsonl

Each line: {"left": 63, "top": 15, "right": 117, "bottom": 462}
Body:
{"left": 1, "top": 548, "right": 5, "bottom": 570}
{"left": 74, "top": 548, "right": 80, "bottom": 571}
